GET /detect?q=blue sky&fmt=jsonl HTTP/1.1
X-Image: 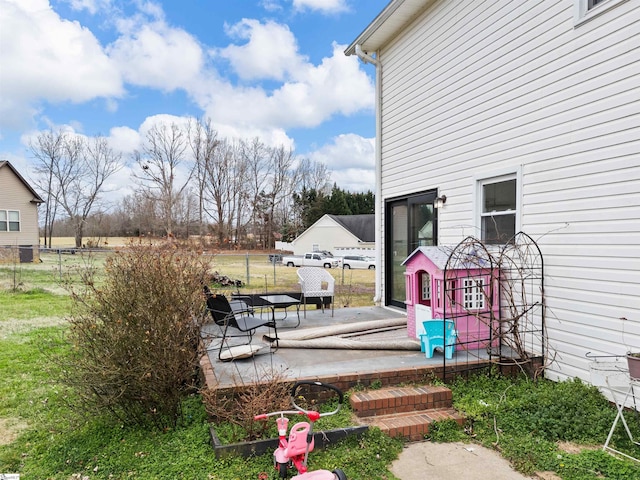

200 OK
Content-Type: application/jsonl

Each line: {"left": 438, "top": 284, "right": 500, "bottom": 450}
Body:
{"left": 0, "top": 0, "right": 389, "bottom": 200}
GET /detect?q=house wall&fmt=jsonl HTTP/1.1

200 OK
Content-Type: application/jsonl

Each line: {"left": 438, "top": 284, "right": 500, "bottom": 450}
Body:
{"left": 377, "top": 1, "right": 640, "bottom": 384}
{"left": 292, "top": 215, "right": 364, "bottom": 256}
{"left": 0, "top": 166, "right": 40, "bottom": 262}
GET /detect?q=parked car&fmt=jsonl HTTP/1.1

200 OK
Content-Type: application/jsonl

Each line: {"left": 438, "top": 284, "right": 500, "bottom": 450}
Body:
{"left": 268, "top": 253, "right": 283, "bottom": 264}
{"left": 341, "top": 255, "right": 375, "bottom": 270}
{"left": 281, "top": 252, "right": 340, "bottom": 268}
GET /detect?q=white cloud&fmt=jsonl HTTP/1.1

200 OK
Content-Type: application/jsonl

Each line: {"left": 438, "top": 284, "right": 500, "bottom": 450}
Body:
{"left": 260, "top": 0, "right": 282, "bottom": 12}
{"left": 137, "top": 114, "right": 193, "bottom": 137}
{"left": 62, "top": 0, "right": 112, "bottom": 15}
{"left": 292, "top": 0, "right": 349, "bottom": 14}
{"left": 107, "top": 20, "right": 204, "bottom": 91}
{"left": 274, "top": 42, "right": 375, "bottom": 121}
{"left": 0, "top": 0, "right": 123, "bottom": 129}
{"left": 330, "top": 167, "right": 376, "bottom": 193}
{"left": 0, "top": 152, "right": 33, "bottom": 181}
{"left": 309, "top": 133, "right": 374, "bottom": 170}
{"left": 107, "top": 126, "right": 140, "bottom": 154}
{"left": 218, "top": 19, "right": 306, "bottom": 81}
{"left": 214, "top": 122, "right": 295, "bottom": 151}
{"left": 197, "top": 41, "right": 374, "bottom": 133}
{"left": 2, "top": 1, "right": 379, "bottom": 196}
{"left": 305, "top": 132, "right": 376, "bottom": 192}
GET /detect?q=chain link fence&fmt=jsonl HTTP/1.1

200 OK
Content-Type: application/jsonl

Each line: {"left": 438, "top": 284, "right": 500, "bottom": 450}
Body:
{"left": 1, "top": 247, "right": 375, "bottom": 306}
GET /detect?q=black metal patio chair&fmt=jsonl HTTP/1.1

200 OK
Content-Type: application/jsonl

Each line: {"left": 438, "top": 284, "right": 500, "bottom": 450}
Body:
{"left": 203, "top": 286, "right": 277, "bottom": 361}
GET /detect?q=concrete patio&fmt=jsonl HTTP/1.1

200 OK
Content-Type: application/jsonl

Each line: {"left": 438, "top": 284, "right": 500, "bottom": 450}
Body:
{"left": 199, "top": 304, "right": 497, "bottom": 391}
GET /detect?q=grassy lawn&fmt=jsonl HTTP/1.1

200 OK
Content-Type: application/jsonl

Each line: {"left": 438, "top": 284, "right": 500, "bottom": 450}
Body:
{"left": 0, "top": 313, "right": 401, "bottom": 478}
{"left": 0, "top": 251, "right": 398, "bottom": 479}
{"left": 1, "top": 250, "right": 640, "bottom": 479}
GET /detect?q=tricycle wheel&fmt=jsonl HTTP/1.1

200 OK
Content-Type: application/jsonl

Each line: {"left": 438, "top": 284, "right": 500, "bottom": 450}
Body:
{"left": 278, "top": 462, "right": 288, "bottom": 478}
{"left": 332, "top": 469, "right": 347, "bottom": 480}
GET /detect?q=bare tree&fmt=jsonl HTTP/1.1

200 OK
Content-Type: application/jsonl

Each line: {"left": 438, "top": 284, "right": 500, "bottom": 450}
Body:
{"left": 240, "top": 138, "right": 270, "bottom": 246}
{"left": 31, "top": 131, "right": 122, "bottom": 248}
{"left": 57, "top": 136, "right": 122, "bottom": 247}
{"left": 30, "top": 129, "right": 65, "bottom": 247}
{"left": 117, "top": 192, "right": 163, "bottom": 237}
{"left": 201, "top": 138, "right": 236, "bottom": 244}
{"left": 295, "top": 157, "right": 330, "bottom": 193}
{"left": 287, "top": 157, "right": 331, "bottom": 236}
{"left": 133, "top": 123, "right": 191, "bottom": 238}
{"left": 263, "top": 146, "right": 297, "bottom": 248}
{"left": 188, "top": 118, "right": 219, "bottom": 236}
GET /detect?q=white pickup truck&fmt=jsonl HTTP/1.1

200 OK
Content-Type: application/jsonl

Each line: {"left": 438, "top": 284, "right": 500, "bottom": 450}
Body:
{"left": 282, "top": 252, "right": 340, "bottom": 268}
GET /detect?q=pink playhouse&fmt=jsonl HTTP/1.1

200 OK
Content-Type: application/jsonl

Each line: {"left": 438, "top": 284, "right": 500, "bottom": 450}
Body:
{"left": 402, "top": 246, "right": 500, "bottom": 353}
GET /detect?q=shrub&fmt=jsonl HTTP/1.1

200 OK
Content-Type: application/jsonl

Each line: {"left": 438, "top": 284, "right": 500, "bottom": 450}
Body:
{"left": 61, "top": 245, "right": 210, "bottom": 429}
{"left": 201, "top": 367, "right": 292, "bottom": 442}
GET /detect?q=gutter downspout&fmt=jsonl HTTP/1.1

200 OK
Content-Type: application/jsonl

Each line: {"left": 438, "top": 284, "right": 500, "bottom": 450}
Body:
{"left": 355, "top": 45, "right": 383, "bottom": 305}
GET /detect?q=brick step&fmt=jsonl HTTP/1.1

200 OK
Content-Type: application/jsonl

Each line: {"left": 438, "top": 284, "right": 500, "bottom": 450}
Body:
{"left": 360, "top": 408, "right": 465, "bottom": 441}
{"left": 350, "top": 385, "right": 453, "bottom": 417}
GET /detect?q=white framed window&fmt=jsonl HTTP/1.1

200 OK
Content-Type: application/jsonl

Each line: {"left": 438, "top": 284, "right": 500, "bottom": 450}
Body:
{"left": 421, "top": 272, "right": 431, "bottom": 302}
{"left": 574, "top": 0, "right": 630, "bottom": 26}
{"left": 436, "top": 279, "right": 457, "bottom": 309}
{"left": 0, "top": 210, "right": 20, "bottom": 232}
{"left": 477, "top": 172, "right": 519, "bottom": 244}
{"left": 463, "top": 277, "right": 485, "bottom": 310}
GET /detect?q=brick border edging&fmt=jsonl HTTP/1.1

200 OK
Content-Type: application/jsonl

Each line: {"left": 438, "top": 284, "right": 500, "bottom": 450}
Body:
{"left": 201, "top": 354, "right": 500, "bottom": 394}
{"left": 200, "top": 351, "right": 542, "bottom": 395}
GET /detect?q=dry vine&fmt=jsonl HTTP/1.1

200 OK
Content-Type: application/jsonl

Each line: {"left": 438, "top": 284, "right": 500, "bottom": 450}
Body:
{"left": 444, "top": 233, "right": 551, "bottom": 377}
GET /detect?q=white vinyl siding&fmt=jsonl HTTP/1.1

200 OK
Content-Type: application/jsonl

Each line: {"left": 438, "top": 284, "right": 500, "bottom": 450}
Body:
{"left": 376, "top": 0, "right": 640, "bottom": 385}
{"left": 291, "top": 215, "right": 370, "bottom": 256}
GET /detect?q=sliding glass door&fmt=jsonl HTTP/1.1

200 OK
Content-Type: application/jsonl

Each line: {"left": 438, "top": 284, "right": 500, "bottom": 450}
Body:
{"left": 385, "top": 190, "right": 438, "bottom": 308}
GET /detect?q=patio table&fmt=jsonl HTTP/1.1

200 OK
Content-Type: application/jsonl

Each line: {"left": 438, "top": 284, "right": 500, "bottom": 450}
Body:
{"left": 260, "top": 294, "right": 301, "bottom": 328}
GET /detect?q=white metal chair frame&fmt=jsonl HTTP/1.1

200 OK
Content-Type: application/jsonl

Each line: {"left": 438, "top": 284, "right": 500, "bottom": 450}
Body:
{"left": 297, "top": 267, "right": 335, "bottom": 318}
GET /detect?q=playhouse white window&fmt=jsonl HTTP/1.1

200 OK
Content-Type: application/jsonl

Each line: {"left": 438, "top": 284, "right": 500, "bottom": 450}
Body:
{"left": 421, "top": 272, "right": 431, "bottom": 302}
{"left": 0, "top": 210, "right": 20, "bottom": 232}
{"left": 405, "top": 272, "right": 413, "bottom": 305}
{"left": 463, "top": 277, "right": 485, "bottom": 310}
{"left": 436, "top": 279, "right": 457, "bottom": 310}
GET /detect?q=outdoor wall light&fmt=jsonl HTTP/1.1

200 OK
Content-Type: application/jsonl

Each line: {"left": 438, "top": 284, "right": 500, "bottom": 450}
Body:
{"left": 434, "top": 195, "right": 447, "bottom": 209}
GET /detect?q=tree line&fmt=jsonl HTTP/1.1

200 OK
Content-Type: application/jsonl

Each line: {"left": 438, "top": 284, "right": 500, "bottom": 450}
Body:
{"left": 30, "top": 118, "right": 374, "bottom": 249}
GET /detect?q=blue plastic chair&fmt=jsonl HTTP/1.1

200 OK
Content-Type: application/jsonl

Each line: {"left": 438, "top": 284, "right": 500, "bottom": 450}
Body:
{"left": 420, "top": 319, "right": 457, "bottom": 359}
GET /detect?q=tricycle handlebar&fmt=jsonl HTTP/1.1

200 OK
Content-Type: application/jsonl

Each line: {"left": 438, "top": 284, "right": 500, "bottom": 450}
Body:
{"left": 253, "top": 410, "right": 304, "bottom": 421}
{"left": 291, "top": 381, "right": 343, "bottom": 417}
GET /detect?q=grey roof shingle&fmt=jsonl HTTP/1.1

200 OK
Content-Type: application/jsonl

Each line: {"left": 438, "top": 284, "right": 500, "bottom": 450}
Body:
{"left": 328, "top": 214, "right": 375, "bottom": 242}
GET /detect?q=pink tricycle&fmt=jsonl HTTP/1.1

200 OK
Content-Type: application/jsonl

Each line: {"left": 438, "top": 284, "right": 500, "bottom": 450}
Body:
{"left": 254, "top": 381, "right": 347, "bottom": 479}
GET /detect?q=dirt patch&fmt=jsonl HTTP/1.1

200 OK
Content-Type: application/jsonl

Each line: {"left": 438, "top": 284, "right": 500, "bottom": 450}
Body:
{"left": 535, "top": 472, "right": 561, "bottom": 480}
{"left": 534, "top": 442, "right": 601, "bottom": 480}
{"left": 0, "top": 417, "right": 29, "bottom": 445}
{"left": 0, "top": 316, "right": 67, "bottom": 337}
{"left": 557, "top": 441, "right": 600, "bottom": 454}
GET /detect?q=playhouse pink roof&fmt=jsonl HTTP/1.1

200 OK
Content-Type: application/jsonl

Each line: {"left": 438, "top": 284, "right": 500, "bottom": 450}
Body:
{"left": 401, "top": 246, "right": 454, "bottom": 269}
{"left": 403, "top": 245, "right": 495, "bottom": 271}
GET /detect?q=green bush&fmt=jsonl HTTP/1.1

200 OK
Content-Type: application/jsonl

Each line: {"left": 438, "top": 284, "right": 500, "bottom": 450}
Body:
{"left": 61, "top": 245, "right": 210, "bottom": 429}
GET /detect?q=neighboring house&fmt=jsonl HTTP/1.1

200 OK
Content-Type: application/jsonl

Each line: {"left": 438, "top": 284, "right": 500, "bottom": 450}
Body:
{"left": 290, "top": 214, "right": 375, "bottom": 256}
{"left": 346, "top": 0, "right": 640, "bottom": 385}
{"left": 0, "top": 161, "right": 44, "bottom": 263}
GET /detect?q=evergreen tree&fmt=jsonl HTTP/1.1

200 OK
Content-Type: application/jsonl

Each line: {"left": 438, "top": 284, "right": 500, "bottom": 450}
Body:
{"left": 325, "top": 184, "right": 351, "bottom": 215}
